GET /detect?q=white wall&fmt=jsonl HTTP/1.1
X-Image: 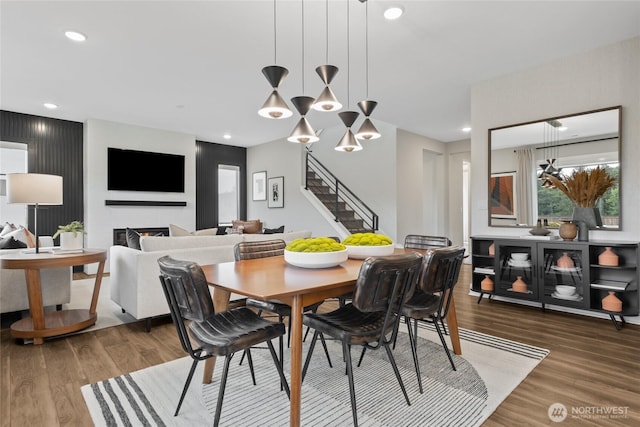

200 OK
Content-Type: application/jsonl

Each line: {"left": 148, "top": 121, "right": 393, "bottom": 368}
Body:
{"left": 84, "top": 119, "right": 196, "bottom": 273}
{"left": 246, "top": 121, "right": 469, "bottom": 248}
{"left": 471, "top": 37, "right": 640, "bottom": 241}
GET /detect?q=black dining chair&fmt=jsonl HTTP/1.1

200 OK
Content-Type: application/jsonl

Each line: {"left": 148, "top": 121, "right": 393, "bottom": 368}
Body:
{"left": 398, "top": 246, "right": 465, "bottom": 393}
{"left": 235, "top": 240, "right": 332, "bottom": 374}
{"left": 157, "top": 255, "right": 290, "bottom": 427}
{"left": 301, "top": 253, "right": 423, "bottom": 427}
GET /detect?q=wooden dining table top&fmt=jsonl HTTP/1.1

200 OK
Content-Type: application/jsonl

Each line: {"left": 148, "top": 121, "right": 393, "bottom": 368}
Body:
{"left": 200, "top": 254, "right": 365, "bottom": 306}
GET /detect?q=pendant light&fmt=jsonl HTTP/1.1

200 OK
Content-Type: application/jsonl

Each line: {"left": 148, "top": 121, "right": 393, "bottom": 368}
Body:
{"left": 355, "top": 0, "right": 381, "bottom": 140}
{"left": 258, "top": 0, "right": 292, "bottom": 119}
{"left": 288, "top": 0, "right": 319, "bottom": 143}
{"left": 335, "top": 0, "right": 362, "bottom": 152}
{"left": 312, "top": 0, "right": 342, "bottom": 112}
{"left": 288, "top": 96, "right": 319, "bottom": 143}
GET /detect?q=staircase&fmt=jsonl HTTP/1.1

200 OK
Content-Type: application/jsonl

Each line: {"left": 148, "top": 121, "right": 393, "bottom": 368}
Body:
{"left": 305, "top": 152, "right": 378, "bottom": 234}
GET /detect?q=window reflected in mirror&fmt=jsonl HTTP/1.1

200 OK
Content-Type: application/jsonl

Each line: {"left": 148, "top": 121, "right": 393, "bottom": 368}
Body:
{"left": 489, "top": 106, "right": 621, "bottom": 229}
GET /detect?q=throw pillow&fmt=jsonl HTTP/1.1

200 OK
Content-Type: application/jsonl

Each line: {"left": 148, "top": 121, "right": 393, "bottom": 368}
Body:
{"left": 125, "top": 228, "right": 142, "bottom": 250}
{"left": 263, "top": 225, "right": 285, "bottom": 234}
{"left": 232, "top": 219, "right": 263, "bottom": 234}
{"left": 1, "top": 227, "right": 34, "bottom": 248}
{"left": 0, "top": 222, "right": 16, "bottom": 237}
{"left": 0, "top": 235, "right": 27, "bottom": 249}
{"left": 169, "top": 224, "right": 218, "bottom": 237}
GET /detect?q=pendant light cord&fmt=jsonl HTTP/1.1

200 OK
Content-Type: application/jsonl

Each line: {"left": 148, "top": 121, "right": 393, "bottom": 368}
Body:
{"left": 273, "top": 0, "right": 277, "bottom": 64}
{"left": 346, "top": 0, "right": 350, "bottom": 108}
{"left": 302, "top": 0, "right": 305, "bottom": 93}
{"left": 365, "top": 0, "right": 369, "bottom": 99}
{"left": 325, "top": 0, "right": 329, "bottom": 64}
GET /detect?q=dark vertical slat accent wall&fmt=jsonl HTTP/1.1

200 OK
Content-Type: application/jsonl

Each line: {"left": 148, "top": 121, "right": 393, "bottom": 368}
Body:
{"left": 1, "top": 111, "right": 83, "bottom": 238}
{"left": 196, "top": 140, "right": 246, "bottom": 229}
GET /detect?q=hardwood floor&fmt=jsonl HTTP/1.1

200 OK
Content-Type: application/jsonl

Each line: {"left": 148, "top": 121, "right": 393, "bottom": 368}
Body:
{"left": 1, "top": 265, "right": 638, "bottom": 426}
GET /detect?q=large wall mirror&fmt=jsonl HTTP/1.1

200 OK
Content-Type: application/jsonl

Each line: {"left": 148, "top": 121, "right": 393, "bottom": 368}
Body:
{"left": 488, "top": 106, "right": 621, "bottom": 229}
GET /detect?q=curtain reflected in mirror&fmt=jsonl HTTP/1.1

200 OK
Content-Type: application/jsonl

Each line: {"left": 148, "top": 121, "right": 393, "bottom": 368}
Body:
{"left": 489, "top": 106, "right": 621, "bottom": 229}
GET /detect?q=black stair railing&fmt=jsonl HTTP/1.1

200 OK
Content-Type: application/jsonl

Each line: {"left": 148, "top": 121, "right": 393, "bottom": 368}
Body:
{"left": 305, "top": 151, "right": 379, "bottom": 232}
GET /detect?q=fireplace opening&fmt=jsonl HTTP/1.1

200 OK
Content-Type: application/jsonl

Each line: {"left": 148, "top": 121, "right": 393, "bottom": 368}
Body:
{"left": 113, "top": 227, "right": 170, "bottom": 246}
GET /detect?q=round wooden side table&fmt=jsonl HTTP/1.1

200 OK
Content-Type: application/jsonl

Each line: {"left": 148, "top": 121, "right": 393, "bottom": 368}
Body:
{"left": 0, "top": 248, "right": 107, "bottom": 344}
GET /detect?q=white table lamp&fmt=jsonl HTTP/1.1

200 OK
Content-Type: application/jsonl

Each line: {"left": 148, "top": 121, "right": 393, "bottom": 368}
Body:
{"left": 6, "top": 173, "right": 63, "bottom": 253}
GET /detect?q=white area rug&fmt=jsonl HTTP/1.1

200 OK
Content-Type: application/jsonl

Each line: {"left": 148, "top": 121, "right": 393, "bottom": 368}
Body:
{"left": 82, "top": 323, "right": 548, "bottom": 426}
{"left": 66, "top": 277, "right": 137, "bottom": 332}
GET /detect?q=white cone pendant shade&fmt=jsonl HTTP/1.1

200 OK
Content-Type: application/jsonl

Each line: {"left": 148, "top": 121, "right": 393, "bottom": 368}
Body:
{"left": 288, "top": 117, "right": 319, "bottom": 143}
{"left": 355, "top": 118, "right": 381, "bottom": 140}
{"left": 335, "top": 129, "right": 362, "bottom": 152}
{"left": 335, "top": 111, "right": 362, "bottom": 152}
{"left": 355, "top": 99, "right": 381, "bottom": 140}
{"left": 258, "top": 65, "right": 293, "bottom": 119}
{"left": 312, "top": 65, "right": 342, "bottom": 112}
{"left": 259, "top": 90, "right": 293, "bottom": 119}
{"left": 288, "top": 96, "right": 319, "bottom": 143}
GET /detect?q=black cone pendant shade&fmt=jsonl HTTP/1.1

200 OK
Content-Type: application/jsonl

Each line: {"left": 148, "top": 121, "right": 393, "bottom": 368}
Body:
{"left": 288, "top": 96, "right": 319, "bottom": 143}
{"left": 312, "top": 65, "right": 342, "bottom": 112}
{"left": 335, "top": 111, "right": 362, "bottom": 152}
{"left": 258, "top": 65, "right": 293, "bottom": 119}
{"left": 355, "top": 100, "right": 381, "bottom": 140}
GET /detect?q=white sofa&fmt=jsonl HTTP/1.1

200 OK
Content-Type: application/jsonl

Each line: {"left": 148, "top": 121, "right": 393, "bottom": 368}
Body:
{"left": 109, "top": 230, "right": 312, "bottom": 325}
{"left": 1, "top": 237, "right": 72, "bottom": 314}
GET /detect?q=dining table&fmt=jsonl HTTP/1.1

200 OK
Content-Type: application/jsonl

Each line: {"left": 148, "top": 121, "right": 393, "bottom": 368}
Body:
{"left": 200, "top": 248, "right": 462, "bottom": 427}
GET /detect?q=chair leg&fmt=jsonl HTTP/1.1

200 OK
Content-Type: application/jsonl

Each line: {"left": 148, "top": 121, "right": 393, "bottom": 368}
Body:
{"left": 245, "top": 348, "right": 257, "bottom": 385}
{"left": 356, "top": 346, "right": 366, "bottom": 367}
{"left": 383, "top": 342, "right": 411, "bottom": 406}
{"left": 406, "top": 318, "right": 423, "bottom": 393}
{"left": 433, "top": 317, "right": 456, "bottom": 371}
{"left": 301, "top": 330, "right": 320, "bottom": 382}
{"left": 318, "top": 333, "right": 333, "bottom": 368}
{"left": 343, "top": 342, "right": 359, "bottom": 427}
{"left": 213, "top": 355, "right": 233, "bottom": 427}
{"left": 279, "top": 315, "right": 285, "bottom": 391}
{"left": 266, "top": 340, "right": 291, "bottom": 399}
{"left": 440, "top": 318, "right": 448, "bottom": 335}
{"left": 174, "top": 359, "right": 199, "bottom": 416}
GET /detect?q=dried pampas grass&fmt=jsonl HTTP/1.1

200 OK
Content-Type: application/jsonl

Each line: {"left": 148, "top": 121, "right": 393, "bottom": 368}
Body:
{"left": 546, "top": 167, "right": 616, "bottom": 207}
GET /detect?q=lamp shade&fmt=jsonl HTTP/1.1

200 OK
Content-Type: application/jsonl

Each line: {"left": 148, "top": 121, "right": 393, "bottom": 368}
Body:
{"left": 6, "top": 173, "right": 63, "bottom": 205}
{"left": 355, "top": 118, "right": 381, "bottom": 140}
{"left": 258, "top": 90, "right": 293, "bottom": 119}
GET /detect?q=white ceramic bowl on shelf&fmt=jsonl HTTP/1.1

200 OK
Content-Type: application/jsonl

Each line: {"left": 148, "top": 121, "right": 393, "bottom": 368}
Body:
{"left": 510, "top": 253, "right": 529, "bottom": 261}
{"left": 284, "top": 249, "right": 348, "bottom": 269}
{"left": 345, "top": 244, "right": 395, "bottom": 259}
{"left": 555, "top": 285, "right": 576, "bottom": 296}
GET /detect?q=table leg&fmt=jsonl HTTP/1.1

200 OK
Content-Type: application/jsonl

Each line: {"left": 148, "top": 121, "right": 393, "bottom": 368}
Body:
{"left": 25, "top": 269, "right": 44, "bottom": 345}
{"left": 289, "top": 295, "right": 303, "bottom": 427}
{"left": 445, "top": 293, "right": 462, "bottom": 355}
{"left": 89, "top": 260, "right": 105, "bottom": 314}
{"left": 202, "top": 288, "right": 231, "bottom": 384}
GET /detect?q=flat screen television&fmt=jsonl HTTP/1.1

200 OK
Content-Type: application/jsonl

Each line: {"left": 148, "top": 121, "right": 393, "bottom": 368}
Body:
{"left": 107, "top": 147, "right": 185, "bottom": 192}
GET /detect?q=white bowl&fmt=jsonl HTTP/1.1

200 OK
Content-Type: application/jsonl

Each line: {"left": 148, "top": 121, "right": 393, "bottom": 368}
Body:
{"left": 284, "top": 249, "right": 349, "bottom": 269}
{"left": 555, "top": 285, "right": 576, "bottom": 296}
{"left": 345, "top": 244, "right": 395, "bottom": 259}
{"left": 510, "top": 253, "right": 529, "bottom": 261}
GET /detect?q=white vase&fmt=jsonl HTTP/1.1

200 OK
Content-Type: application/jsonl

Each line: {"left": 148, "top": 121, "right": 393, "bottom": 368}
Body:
{"left": 60, "top": 232, "right": 83, "bottom": 250}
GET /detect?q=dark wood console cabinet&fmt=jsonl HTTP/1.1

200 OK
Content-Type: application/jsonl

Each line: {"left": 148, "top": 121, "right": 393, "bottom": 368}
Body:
{"left": 471, "top": 236, "right": 639, "bottom": 329}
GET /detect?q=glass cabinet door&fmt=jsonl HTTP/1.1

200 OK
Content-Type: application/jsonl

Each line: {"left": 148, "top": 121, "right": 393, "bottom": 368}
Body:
{"left": 495, "top": 241, "right": 538, "bottom": 300}
{"left": 539, "top": 243, "right": 589, "bottom": 308}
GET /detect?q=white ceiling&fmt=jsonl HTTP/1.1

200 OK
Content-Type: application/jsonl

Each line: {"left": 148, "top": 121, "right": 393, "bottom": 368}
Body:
{"left": 1, "top": 1, "right": 639, "bottom": 148}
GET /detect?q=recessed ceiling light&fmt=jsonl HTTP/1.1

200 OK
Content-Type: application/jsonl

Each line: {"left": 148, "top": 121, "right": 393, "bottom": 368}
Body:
{"left": 384, "top": 6, "right": 404, "bottom": 20}
{"left": 558, "top": 126, "right": 568, "bottom": 131}
{"left": 65, "top": 31, "right": 87, "bottom": 42}
{"left": 462, "top": 127, "right": 471, "bottom": 132}
{"left": 223, "top": 133, "right": 231, "bottom": 140}
{"left": 43, "top": 103, "right": 58, "bottom": 109}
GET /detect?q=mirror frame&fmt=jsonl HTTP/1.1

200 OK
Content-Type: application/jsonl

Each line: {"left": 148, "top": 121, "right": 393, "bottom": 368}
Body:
{"left": 488, "top": 106, "right": 622, "bottom": 230}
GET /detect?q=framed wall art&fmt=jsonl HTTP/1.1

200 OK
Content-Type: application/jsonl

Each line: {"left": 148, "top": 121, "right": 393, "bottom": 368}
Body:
{"left": 490, "top": 172, "right": 517, "bottom": 219}
{"left": 252, "top": 171, "right": 267, "bottom": 201}
{"left": 268, "top": 176, "right": 284, "bottom": 208}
